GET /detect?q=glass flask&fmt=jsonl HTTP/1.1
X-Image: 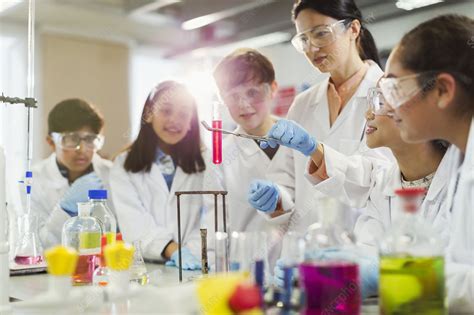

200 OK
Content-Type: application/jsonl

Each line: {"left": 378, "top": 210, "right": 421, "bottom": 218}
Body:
{"left": 379, "top": 188, "right": 446, "bottom": 315}
{"left": 300, "top": 197, "right": 361, "bottom": 315}
{"left": 62, "top": 202, "right": 102, "bottom": 285}
{"left": 14, "top": 213, "right": 44, "bottom": 265}
{"left": 93, "top": 235, "right": 109, "bottom": 286}
{"left": 129, "top": 240, "right": 148, "bottom": 285}
{"left": 88, "top": 190, "right": 117, "bottom": 245}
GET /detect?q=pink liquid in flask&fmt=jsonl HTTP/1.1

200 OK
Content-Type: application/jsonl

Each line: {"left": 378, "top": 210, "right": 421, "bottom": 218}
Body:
{"left": 299, "top": 261, "right": 361, "bottom": 315}
{"left": 14, "top": 255, "right": 44, "bottom": 265}
{"left": 212, "top": 120, "right": 222, "bottom": 164}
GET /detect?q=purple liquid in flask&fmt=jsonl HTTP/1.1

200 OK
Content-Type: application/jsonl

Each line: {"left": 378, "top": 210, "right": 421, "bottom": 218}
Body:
{"left": 299, "top": 261, "right": 361, "bottom": 315}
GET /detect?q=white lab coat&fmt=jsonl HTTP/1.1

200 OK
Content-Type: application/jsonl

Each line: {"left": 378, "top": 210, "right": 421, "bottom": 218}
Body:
{"left": 444, "top": 117, "right": 474, "bottom": 314}
{"left": 110, "top": 151, "right": 205, "bottom": 261}
{"left": 30, "top": 153, "right": 112, "bottom": 249}
{"left": 266, "top": 60, "right": 393, "bottom": 232}
{"left": 305, "top": 144, "right": 450, "bottom": 254}
{"left": 203, "top": 126, "right": 293, "bottom": 269}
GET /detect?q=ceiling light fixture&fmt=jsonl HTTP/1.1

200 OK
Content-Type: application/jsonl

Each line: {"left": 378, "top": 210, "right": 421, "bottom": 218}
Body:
{"left": 395, "top": 0, "right": 444, "bottom": 11}
{"left": 182, "top": 1, "right": 273, "bottom": 31}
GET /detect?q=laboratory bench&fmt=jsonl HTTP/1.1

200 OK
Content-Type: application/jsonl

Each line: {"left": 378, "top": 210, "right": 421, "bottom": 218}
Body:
{"left": 8, "top": 263, "right": 379, "bottom": 314}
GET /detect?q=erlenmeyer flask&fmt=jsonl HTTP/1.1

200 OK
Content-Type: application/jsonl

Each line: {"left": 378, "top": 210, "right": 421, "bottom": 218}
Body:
{"left": 14, "top": 213, "right": 44, "bottom": 265}
{"left": 130, "top": 240, "right": 148, "bottom": 285}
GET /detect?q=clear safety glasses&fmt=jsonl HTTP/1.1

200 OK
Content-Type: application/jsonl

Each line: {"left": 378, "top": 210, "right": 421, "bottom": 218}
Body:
{"left": 378, "top": 72, "right": 437, "bottom": 109}
{"left": 367, "top": 87, "right": 394, "bottom": 117}
{"left": 51, "top": 132, "right": 104, "bottom": 151}
{"left": 291, "top": 19, "right": 349, "bottom": 53}
{"left": 221, "top": 83, "right": 271, "bottom": 108}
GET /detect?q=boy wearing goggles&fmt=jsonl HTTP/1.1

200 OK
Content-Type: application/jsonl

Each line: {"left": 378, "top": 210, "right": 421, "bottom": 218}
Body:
{"left": 31, "top": 98, "right": 112, "bottom": 247}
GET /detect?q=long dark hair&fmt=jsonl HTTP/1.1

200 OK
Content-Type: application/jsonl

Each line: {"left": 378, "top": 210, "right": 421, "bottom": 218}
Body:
{"left": 398, "top": 14, "right": 473, "bottom": 112}
{"left": 124, "top": 81, "right": 205, "bottom": 174}
{"left": 292, "top": 0, "right": 381, "bottom": 66}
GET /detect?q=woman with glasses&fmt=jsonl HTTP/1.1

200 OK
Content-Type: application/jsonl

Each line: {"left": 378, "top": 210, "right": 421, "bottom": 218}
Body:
{"left": 380, "top": 15, "right": 474, "bottom": 312}
{"left": 248, "top": 0, "right": 392, "bottom": 234}
{"left": 31, "top": 98, "right": 111, "bottom": 248}
{"left": 110, "top": 81, "right": 205, "bottom": 270}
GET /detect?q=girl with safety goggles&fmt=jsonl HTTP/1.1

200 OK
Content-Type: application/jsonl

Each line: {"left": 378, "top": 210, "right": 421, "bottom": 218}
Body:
{"left": 380, "top": 14, "right": 474, "bottom": 313}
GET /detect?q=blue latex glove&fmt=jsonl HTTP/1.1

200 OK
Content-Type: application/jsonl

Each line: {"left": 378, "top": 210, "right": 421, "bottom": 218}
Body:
{"left": 165, "top": 247, "right": 201, "bottom": 271}
{"left": 60, "top": 172, "right": 103, "bottom": 216}
{"left": 273, "top": 258, "right": 299, "bottom": 288}
{"left": 260, "top": 119, "right": 317, "bottom": 156}
{"left": 248, "top": 179, "right": 280, "bottom": 213}
{"left": 307, "top": 248, "right": 379, "bottom": 299}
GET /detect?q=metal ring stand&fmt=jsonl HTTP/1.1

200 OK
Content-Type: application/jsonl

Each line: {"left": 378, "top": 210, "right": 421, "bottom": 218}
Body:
{"left": 175, "top": 190, "right": 227, "bottom": 282}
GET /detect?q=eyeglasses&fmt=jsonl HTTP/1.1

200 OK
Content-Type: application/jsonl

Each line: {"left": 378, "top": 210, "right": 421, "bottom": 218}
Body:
{"left": 51, "top": 132, "right": 104, "bottom": 151}
{"left": 221, "top": 83, "right": 271, "bottom": 108}
{"left": 291, "top": 20, "right": 349, "bottom": 53}
{"left": 378, "top": 73, "right": 437, "bottom": 109}
{"left": 367, "top": 87, "right": 394, "bottom": 117}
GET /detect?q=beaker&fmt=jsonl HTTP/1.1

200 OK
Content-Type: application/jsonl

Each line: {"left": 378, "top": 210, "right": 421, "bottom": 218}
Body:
{"left": 130, "top": 240, "right": 148, "bottom": 285}
{"left": 14, "top": 213, "right": 44, "bottom": 265}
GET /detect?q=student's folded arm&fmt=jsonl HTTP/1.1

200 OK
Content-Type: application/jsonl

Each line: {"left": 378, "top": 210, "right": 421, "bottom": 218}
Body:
{"left": 109, "top": 159, "right": 173, "bottom": 262}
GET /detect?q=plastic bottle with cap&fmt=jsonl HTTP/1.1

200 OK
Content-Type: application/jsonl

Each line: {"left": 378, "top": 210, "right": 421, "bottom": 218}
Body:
{"left": 104, "top": 241, "right": 135, "bottom": 298}
{"left": 62, "top": 202, "right": 102, "bottom": 285}
{"left": 89, "top": 190, "right": 117, "bottom": 246}
{"left": 44, "top": 245, "right": 79, "bottom": 296}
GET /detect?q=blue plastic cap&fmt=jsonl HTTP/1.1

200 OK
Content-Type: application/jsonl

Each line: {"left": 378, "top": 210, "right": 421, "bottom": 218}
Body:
{"left": 26, "top": 171, "right": 33, "bottom": 178}
{"left": 88, "top": 189, "right": 107, "bottom": 199}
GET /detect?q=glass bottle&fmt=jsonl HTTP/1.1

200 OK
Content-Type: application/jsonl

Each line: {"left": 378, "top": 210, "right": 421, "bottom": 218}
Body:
{"left": 300, "top": 197, "right": 361, "bottom": 315}
{"left": 62, "top": 202, "right": 102, "bottom": 285}
{"left": 129, "top": 240, "right": 148, "bottom": 285}
{"left": 88, "top": 190, "right": 117, "bottom": 245}
{"left": 379, "top": 188, "right": 446, "bottom": 315}
{"left": 14, "top": 213, "right": 44, "bottom": 265}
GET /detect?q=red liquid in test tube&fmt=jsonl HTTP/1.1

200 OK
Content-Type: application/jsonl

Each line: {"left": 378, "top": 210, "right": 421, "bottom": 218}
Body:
{"left": 212, "top": 102, "right": 222, "bottom": 164}
{"left": 212, "top": 120, "right": 222, "bottom": 164}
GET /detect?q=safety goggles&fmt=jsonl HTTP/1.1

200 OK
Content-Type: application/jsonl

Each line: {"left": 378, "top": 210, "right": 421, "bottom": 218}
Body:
{"left": 51, "top": 132, "right": 104, "bottom": 151}
{"left": 367, "top": 87, "right": 394, "bottom": 117}
{"left": 378, "top": 72, "right": 439, "bottom": 109}
{"left": 221, "top": 83, "right": 271, "bottom": 108}
{"left": 291, "top": 19, "right": 349, "bottom": 53}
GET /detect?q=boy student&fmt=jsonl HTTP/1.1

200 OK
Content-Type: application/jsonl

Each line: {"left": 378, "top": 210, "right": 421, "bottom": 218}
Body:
{"left": 31, "top": 98, "right": 112, "bottom": 248}
{"left": 204, "top": 48, "right": 292, "bottom": 269}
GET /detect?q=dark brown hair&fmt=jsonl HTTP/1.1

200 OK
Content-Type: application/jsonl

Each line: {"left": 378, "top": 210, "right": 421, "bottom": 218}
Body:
{"left": 48, "top": 98, "right": 104, "bottom": 134}
{"left": 398, "top": 14, "right": 473, "bottom": 111}
{"left": 213, "top": 48, "right": 275, "bottom": 93}
{"left": 292, "top": 0, "right": 381, "bottom": 66}
{"left": 124, "top": 81, "right": 205, "bottom": 174}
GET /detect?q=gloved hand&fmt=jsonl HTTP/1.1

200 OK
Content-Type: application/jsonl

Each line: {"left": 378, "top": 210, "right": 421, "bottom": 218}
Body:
{"left": 248, "top": 180, "right": 280, "bottom": 213}
{"left": 273, "top": 258, "right": 299, "bottom": 288}
{"left": 165, "top": 247, "right": 202, "bottom": 271}
{"left": 60, "top": 172, "right": 103, "bottom": 216}
{"left": 261, "top": 119, "right": 317, "bottom": 156}
{"left": 307, "top": 248, "right": 379, "bottom": 299}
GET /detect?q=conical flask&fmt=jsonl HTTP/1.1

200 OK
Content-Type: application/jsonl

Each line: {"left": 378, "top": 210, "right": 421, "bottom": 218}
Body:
{"left": 14, "top": 213, "right": 44, "bottom": 265}
{"left": 129, "top": 240, "right": 148, "bottom": 285}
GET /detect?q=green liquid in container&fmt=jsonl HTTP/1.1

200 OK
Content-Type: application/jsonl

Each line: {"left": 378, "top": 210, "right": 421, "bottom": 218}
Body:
{"left": 380, "top": 256, "right": 446, "bottom": 315}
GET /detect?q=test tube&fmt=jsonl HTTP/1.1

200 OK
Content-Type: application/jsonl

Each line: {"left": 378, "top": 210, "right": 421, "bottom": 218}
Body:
{"left": 212, "top": 102, "right": 222, "bottom": 164}
{"left": 215, "top": 232, "right": 228, "bottom": 273}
